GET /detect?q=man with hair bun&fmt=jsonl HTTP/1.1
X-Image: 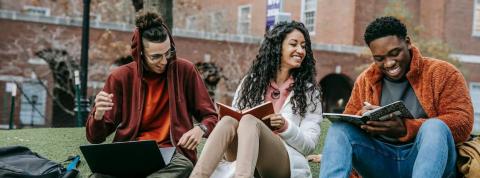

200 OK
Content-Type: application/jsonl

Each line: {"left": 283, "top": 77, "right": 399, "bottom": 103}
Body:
{"left": 320, "top": 16, "right": 473, "bottom": 178}
{"left": 86, "top": 11, "right": 218, "bottom": 177}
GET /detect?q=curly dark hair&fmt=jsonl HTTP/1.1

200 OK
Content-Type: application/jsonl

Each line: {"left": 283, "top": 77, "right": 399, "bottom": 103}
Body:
{"left": 236, "top": 21, "right": 321, "bottom": 117}
{"left": 364, "top": 16, "right": 407, "bottom": 46}
{"left": 135, "top": 11, "right": 176, "bottom": 58}
{"left": 135, "top": 11, "right": 168, "bottom": 42}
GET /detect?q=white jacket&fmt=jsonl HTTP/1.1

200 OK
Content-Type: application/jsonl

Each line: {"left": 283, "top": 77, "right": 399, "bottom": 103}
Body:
{"left": 227, "top": 81, "right": 323, "bottom": 178}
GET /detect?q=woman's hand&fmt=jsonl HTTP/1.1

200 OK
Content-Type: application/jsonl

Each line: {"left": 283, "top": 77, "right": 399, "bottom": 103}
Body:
{"left": 262, "top": 114, "right": 286, "bottom": 130}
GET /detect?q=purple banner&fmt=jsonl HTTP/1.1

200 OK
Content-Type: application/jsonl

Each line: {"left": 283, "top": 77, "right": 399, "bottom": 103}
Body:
{"left": 266, "top": 0, "right": 281, "bottom": 31}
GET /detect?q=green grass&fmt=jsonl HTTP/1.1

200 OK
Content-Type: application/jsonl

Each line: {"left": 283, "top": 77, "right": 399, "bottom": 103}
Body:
{"left": 0, "top": 121, "right": 330, "bottom": 177}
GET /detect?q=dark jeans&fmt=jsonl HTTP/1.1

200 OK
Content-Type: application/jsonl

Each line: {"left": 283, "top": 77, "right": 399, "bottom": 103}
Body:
{"left": 90, "top": 151, "right": 193, "bottom": 178}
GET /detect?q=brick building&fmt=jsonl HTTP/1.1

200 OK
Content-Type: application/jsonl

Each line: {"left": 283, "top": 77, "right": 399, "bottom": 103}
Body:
{"left": 0, "top": 0, "right": 479, "bottom": 132}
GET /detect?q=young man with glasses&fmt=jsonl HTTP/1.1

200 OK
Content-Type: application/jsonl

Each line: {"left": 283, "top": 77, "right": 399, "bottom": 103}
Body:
{"left": 86, "top": 11, "right": 218, "bottom": 178}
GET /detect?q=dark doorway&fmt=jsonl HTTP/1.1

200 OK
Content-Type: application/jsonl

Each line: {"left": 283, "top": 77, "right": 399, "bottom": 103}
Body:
{"left": 320, "top": 74, "right": 353, "bottom": 113}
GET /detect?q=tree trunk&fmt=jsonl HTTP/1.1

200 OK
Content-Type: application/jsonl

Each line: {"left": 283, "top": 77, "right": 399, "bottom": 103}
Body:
{"left": 144, "top": 0, "right": 173, "bottom": 29}
{"left": 36, "top": 49, "right": 78, "bottom": 127}
{"left": 131, "top": 0, "right": 144, "bottom": 12}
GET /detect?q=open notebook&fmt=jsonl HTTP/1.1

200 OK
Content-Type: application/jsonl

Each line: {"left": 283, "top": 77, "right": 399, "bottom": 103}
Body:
{"left": 324, "top": 101, "right": 414, "bottom": 126}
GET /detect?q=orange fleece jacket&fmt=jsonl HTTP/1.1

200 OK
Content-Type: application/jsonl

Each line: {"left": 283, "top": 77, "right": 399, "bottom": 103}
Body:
{"left": 344, "top": 46, "right": 473, "bottom": 144}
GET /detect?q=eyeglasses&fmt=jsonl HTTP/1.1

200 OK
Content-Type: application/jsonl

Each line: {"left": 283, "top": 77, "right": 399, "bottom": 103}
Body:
{"left": 144, "top": 48, "right": 174, "bottom": 62}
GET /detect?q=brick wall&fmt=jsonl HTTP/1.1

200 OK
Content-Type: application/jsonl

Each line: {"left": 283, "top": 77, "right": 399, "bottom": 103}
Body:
{"left": 444, "top": 0, "right": 480, "bottom": 55}
{"left": 1, "top": 0, "right": 479, "bottom": 127}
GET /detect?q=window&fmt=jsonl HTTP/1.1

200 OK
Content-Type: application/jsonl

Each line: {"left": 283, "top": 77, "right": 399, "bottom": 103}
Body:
{"left": 186, "top": 16, "right": 198, "bottom": 31}
{"left": 19, "top": 81, "right": 46, "bottom": 126}
{"left": 23, "top": 5, "right": 50, "bottom": 16}
{"left": 210, "top": 11, "right": 227, "bottom": 33}
{"left": 90, "top": 14, "right": 102, "bottom": 22}
{"left": 301, "top": 0, "right": 317, "bottom": 34}
{"left": 471, "top": 83, "right": 480, "bottom": 135}
{"left": 237, "top": 5, "right": 252, "bottom": 35}
{"left": 474, "top": 0, "right": 480, "bottom": 36}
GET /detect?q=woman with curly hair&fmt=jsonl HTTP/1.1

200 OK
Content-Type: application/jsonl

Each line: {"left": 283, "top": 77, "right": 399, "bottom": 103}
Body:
{"left": 190, "top": 21, "right": 323, "bottom": 178}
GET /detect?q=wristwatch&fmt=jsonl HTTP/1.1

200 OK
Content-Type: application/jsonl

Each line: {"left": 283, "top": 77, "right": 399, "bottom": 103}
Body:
{"left": 198, "top": 124, "right": 208, "bottom": 136}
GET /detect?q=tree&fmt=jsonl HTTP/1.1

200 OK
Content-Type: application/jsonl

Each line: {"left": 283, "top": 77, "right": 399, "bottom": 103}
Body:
{"left": 195, "top": 62, "right": 222, "bottom": 99}
{"left": 131, "top": 0, "right": 144, "bottom": 12}
{"left": 143, "top": 0, "right": 173, "bottom": 29}
{"left": 382, "top": 0, "right": 465, "bottom": 73}
{"left": 356, "top": 0, "right": 467, "bottom": 76}
{"left": 36, "top": 48, "right": 78, "bottom": 126}
{"left": 0, "top": 24, "right": 129, "bottom": 127}
{"left": 218, "top": 44, "right": 257, "bottom": 92}
{"left": 0, "top": 25, "right": 82, "bottom": 126}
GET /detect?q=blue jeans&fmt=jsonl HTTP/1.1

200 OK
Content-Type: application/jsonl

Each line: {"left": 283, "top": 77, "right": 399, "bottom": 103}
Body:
{"left": 319, "top": 119, "right": 457, "bottom": 178}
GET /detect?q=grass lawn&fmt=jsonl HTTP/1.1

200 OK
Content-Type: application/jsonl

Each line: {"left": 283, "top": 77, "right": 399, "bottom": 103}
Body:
{"left": 0, "top": 121, "right": 330, "bottom": 177}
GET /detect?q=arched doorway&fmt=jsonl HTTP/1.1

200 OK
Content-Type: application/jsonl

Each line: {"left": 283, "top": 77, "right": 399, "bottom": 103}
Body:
{"left": 320, "top": 74, "right": 353, "bottom": 113}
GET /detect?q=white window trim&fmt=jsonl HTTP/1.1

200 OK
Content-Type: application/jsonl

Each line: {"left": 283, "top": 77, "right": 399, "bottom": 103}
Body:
{"left": 471, "top": 82, "right": 480, "bottom": 115}
{"left": 16, "top": 79, "right": 48, "bottom": 126}
{"left": 470, "top": 82, "right": 480, "bottom": 135}
{"left": 474, "top": 0, "right": 480, "bottom": 37}
{"left": 237, "top": 4, "right": 252, "bottom": 35}
{"left": 471, "top": 82, "right": 480, "bottom": 110}
{"left": 300, "top": 0, "right": 317, "bottom": 35}
{"left": 210, "top": 11, "right": 225, "bottom": 33}
{"left": 91, "top": 14, "right": 102, "bottom": 22}
{"left": 23, "top": 5, "right": 50, "bottom": 16}
{"left": 186, "top": 15, "right": 197, "bottom": 31}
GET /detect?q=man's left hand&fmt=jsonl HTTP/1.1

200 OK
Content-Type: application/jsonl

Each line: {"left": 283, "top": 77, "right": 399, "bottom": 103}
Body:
{"left": 360, "top": 114, "right": 407, "bottom": 138}
{"left": 178, "top": 126, "right": 204, "bottom": 150}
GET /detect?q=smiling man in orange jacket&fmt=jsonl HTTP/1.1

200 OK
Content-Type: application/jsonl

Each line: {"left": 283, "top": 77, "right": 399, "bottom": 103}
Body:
{"left": 320, "top": 16, "right": 473, "bottom": 178}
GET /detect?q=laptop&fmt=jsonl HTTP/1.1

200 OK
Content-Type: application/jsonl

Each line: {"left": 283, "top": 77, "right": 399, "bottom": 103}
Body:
{"left": 80, "top": 140, "right": 174, "bottom": 177}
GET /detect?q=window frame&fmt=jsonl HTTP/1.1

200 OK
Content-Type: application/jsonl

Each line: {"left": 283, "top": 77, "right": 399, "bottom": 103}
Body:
{"left": 473, "top": 0, "right": 480, "bottom": 37}
{"left": 186, "top": 15, "right": 198, "bottom": 31}
{"left": 301, "top": 0, "right": 317, "bottom": 35}
{"left": 23, "top": 5, "right": 51, "bottom": 16}
{"left": 237, "top": 4, "right": 252, "bottom": 35}
{"left": 19, "top": 80, "right": 47, "bottom": 126}
{"left": 210, "top": 11, "right": 226, "bottom": 33}
{"left": 470, "top": 82, "right": 480, "bottom": 135}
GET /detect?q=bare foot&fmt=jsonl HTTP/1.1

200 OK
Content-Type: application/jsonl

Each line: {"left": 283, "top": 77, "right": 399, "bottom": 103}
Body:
{"left": 307, "top": 154, "right": 322, "bottom": 163}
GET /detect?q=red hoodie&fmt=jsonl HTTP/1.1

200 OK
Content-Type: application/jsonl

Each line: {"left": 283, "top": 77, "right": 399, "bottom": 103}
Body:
{"left": 86, "top": 28, "right": 218, "bottom": 163}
